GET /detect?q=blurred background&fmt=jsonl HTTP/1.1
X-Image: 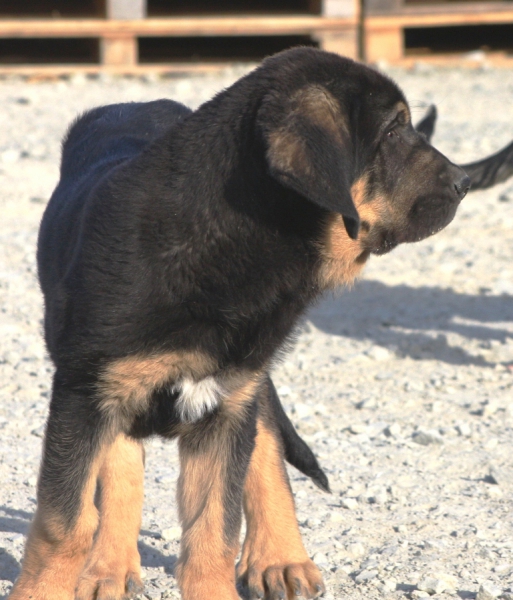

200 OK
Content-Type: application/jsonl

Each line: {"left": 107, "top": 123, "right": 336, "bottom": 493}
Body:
{"left": 0, "top": 0, "right": 513, "bottom": 75}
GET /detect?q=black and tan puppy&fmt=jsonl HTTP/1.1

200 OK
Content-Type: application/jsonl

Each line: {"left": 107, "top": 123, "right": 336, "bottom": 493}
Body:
{"left": 11, "top": 48, "right": 470, "bottom": 600}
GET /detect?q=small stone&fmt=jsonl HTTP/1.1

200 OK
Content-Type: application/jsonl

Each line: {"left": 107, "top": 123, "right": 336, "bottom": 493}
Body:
{"left": 455, "top": 422, "right": 472, "bottom": 437}
{"left": 366, "top": 346, "right": 392, "bottom": 361}
{"left": 476, "top": 582, "right": 502, "bottom": 600}
{"left": 330, "top": 511, "right": 345, "bottom": 523}
{"left": 356, "top": 397, "right": 378, "bottom": 410}
{"left": 492, "top": 563, "right": 511, "bottom": 574}
{"left": 346, "top": 542, "right": 366, "bottom": 558}
{"left": 292, "top": 403, "right": 313, "bottom": 419}
{"left": 412, "top": 430, "right": 443, "bottom": 446}
{"left": 366, "top": 422, "right": 389, "bottom": 438}
{"left": 306, "top": 517, "right": 322, "bottom": 528}
{"left": 312, "top": 552, "right": 329, "bottom": 567}
{"left": 382, "top": 579, "right": 397, "bottom": 592}
{"left": 349, "top": 423, "right": 367, "bottom": 434}
{"left": 31, "top": 423, "right": 46, "bottom": 438}
{"left": 423, "top": 539, "right": 445, "bottom": 551}
{"left": 417, "top": 577, "right": 448, "bottom": 594}
{"left": 341, "top": 497, "right": 359, "bottom": 510}
{"left": 486, "top": 465, "right": 503, "bottom": 486}
{"left": 161, "top": 527, "right": 181, "bottom": 541}
{"left": 355, "top": 569, "right": 378, "bottom": 583}
{"left": 1, "top": 148, "right": 20, "bottom": 163}
{"left": 411, "top": 591, "right": 430, "bottom": 599}
{"left": 385, "top": 422, "right": 401, "bottom": 437}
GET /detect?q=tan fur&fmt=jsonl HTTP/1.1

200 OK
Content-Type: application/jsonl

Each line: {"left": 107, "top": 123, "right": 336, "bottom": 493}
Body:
{"left": 10, "top": 451, "right": 104, "bottom": 600}
{"left": 293, "top": 85, "right": 349, "bottom": 142}
{"left": 75, "top": 433, "right": 145, "bottom": 599}
{"left": 267, "top": 84, "right": 348, "bottom": 178}
{"left": 238, "top": 421, "right": 324, "bottom": 599}
{"left": 317, "top": 176, "right": 380, "bottom": 289}
{"left": 176, "top": 376, "right": 260, "bottom": 600}
{"left": 98, "top": 351, "right": 216, "bottom": 421}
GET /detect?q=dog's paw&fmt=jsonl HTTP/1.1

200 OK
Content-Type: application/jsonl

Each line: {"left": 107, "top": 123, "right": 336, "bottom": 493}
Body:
{"left": 239, "top": 559, "right": 325, "bottom": 600}
{"left": 75, "top": 556, "right": 143, "bottom": 600}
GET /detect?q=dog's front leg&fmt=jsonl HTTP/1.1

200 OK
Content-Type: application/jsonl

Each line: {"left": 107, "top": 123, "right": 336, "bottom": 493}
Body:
{"left": 176, "top": 378, "right": 259, "bottom": 600}
{"left": 238, "top": 379, "right": 325, "bottom": 600}
{"left": 9, "top": 375, "right": 110, "bottom": 600}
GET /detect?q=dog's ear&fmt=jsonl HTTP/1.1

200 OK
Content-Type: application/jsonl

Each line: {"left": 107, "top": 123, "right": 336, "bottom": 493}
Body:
{"left": 259, "top": 85, "right": 360, "bottom": 239}
{"left": 415, "top": 104, "right": 437, "bottom": 142}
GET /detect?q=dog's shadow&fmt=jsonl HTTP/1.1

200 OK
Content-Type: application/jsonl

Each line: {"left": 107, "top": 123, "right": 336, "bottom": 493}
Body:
{"left": 308, "top": 279, "right": 513, "bottom": 367}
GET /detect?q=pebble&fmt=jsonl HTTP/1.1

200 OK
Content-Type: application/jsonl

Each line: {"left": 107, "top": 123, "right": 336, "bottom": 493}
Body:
{"left": 160, "top": 527, "right": 181, "bottom": 542}
{"left": 355, "top": 569, "right": 379, "bottom": 583}
{"left": 341, "top": 497, "right": 359, "bottom": 510}
{"left": 476, "top": 582, "right": 502, "bottom": 600}
{"left": 346, "top": 543, "right": 366, "bottom": 558}
{"left": 455, "top": 421, "right": 472, "bottom": 437}
{"left": 292, "top": 402, "right": 313, "bottom": 419}
{"left": 412, "top": 430, "right": 444, "bottom": 445}
{"left": 411, "top": 591, "right": 430, "bottom": 599}
{"left": 417, "top": 577, "right": 450, "bottom": 594}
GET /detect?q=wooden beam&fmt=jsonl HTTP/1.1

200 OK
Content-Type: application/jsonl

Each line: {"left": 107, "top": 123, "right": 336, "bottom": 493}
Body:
{"left": 316, "top": 29, "right": 359, "bottom": 59}
{"left": 0, "top": 16, "right": 357, "bottom": 38}
{"left": 100, "top": 35, "right": 137, "bottom": 65}
{"left": 366, "top": 10, "right": 513, "bottom": 29}
{"left": 365, "top": 25, "right": 403, "bottom": 61}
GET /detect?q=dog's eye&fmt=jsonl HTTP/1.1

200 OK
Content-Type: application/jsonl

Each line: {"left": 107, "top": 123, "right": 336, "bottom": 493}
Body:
{"left": 386, "top": 129, "right": 396, "bottom": 139}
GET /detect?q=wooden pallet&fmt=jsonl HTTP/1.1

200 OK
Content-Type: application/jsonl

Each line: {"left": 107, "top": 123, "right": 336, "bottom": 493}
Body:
{"left": 0, "top": 0, "right": 360, "bottom": 72}
{"left": 364, "top": 0, "right": 513, "bottom": 62}
{"left": 0, "top": 16, "right": 359, "bottom": 67}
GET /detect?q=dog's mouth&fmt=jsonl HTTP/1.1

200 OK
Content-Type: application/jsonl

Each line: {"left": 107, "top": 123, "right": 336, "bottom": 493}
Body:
{"left": 363, "top": 226, "right": 399, "bottom": 256}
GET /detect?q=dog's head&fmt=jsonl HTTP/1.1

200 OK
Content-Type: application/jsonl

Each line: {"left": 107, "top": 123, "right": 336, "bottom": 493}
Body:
{"left": 256, "top": 48, "right": 469, "bottom": 283}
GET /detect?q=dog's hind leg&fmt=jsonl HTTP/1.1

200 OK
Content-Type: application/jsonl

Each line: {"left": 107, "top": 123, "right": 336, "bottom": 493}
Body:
{"left": 238, "top": 378, "right": 325, "bottom": 600}
{"left": 75, "top": 433, "right": 145, "bottom": 600}
{"left": 175, "top": 377, "right": 259, "bottom": 600}
{"left": 9, "top": 374, "right": 110, "bottom": 600}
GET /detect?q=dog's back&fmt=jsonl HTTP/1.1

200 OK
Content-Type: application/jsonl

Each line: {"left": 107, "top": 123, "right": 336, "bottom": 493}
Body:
{"left": 37, "top": 99, "right": 191, "bottom": 357}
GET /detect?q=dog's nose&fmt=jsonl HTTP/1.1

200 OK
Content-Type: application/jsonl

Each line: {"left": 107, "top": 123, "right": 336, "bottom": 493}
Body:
{"left": 454, "top": 173, "right": 471, "bottom": 200}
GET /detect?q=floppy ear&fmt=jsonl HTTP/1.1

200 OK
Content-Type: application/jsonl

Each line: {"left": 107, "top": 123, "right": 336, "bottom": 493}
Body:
{"left": 259, "top": 85, "right": 360, "bottom": 239}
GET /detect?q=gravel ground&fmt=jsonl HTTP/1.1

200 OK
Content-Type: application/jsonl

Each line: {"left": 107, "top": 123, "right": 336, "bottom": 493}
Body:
{"left": 1, "top": 61, "right": 513, "bottom": 600}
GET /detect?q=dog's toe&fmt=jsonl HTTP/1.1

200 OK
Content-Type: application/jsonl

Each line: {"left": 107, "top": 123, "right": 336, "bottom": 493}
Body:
{"left": 75, "top": 563, "right": 143, "bottom": 600}
{"left": 243, "top": 560, "right": 324, "bottom": 600}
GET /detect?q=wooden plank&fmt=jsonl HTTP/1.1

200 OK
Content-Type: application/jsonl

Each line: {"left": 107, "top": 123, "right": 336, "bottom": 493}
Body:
{"left": 366, "top": 10, "right": 513, "bottom": 28}
{"left": 365, "top": 0, "right": 513, "bottom": 16}
{"left": 0, "top": 16, "right": 357, "bottom": 38}
{"left": 100, "top": 35, "right": 137, "bottom": 65}
{"left": 0, "top": 62, "right": 242, "bottom": 78}
{"left": 365, "top": 25, "right": 403, "bottom": 60}
{"left": 316, "top": 28, "right": 359, "bottom": 58}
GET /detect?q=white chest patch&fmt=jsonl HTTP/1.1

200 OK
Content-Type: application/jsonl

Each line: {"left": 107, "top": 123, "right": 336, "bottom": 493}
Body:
{"left": 173, "top": 376, "right": 223, "bottom": 423}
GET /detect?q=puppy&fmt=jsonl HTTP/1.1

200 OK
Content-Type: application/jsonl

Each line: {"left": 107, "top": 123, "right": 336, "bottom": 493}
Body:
{"left": 11, "top": 48, "right": 469, "bottom": 600}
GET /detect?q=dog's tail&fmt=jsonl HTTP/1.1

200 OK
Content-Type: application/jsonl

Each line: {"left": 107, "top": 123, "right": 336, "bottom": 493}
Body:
{"left": 266, "top": 378, "right": 331, "bottom": 493}
{"left": 461, "top": 140, "right": 513, "bottom": 191}
{"left": 415, "top": 104, "right": 513, "bottom": 191}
